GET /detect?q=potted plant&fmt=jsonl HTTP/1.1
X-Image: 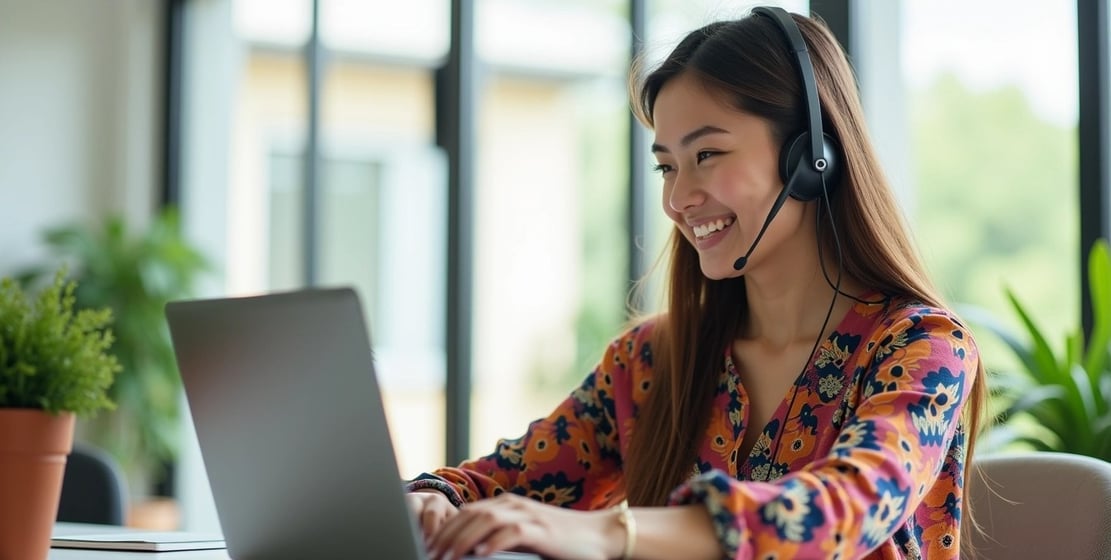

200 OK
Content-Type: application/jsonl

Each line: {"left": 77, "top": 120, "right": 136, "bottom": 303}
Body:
{"left": 19, "top": 208, "right": 208, "bottom": 517}
{"left": 968, "top": 239, "right": 1111, "bottom": 459}
{"left": 0, "top": 271, "right": 119, "bottom": 560}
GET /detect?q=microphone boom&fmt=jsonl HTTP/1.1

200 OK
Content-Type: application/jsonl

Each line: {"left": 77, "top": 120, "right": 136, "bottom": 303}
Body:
{"left": 732, "top": 168, "right": 803, "bottom": 271}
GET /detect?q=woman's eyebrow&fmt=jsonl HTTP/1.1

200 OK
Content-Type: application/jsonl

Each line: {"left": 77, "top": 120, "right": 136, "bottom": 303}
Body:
{"left": 651, "top": 125, "right": 730, "bottom": 153}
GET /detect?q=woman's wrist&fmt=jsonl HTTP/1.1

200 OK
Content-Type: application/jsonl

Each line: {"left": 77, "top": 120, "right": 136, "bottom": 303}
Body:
{"left": 603, "top": 500, "right": 635, "bottom": 560}
{"left": 405, "top": 476, "right": 465, "bottom": 507}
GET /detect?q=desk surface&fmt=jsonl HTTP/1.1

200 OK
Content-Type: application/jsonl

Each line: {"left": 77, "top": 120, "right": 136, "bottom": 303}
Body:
{"left": 51, "top": 522, "right": 540, "bottom": 560}
{"left": 51, "top": 523, "right": 231, "bottom": 560}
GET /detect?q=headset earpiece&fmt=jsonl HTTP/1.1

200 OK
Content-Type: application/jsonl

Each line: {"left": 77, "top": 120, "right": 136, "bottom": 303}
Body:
{"left": 735, "top": 6, "right": 846, "bottom": 272}
{"left": 778, "top": 130, "right": 841, "bottom": 202}
{"left": 753, "top": 6, "right": 843, "bottom": 204}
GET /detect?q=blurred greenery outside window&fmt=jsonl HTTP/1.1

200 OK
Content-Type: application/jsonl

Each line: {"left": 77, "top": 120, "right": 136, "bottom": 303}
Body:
{"left": 902, "top": 1, "right": 1079, "bottom": 394}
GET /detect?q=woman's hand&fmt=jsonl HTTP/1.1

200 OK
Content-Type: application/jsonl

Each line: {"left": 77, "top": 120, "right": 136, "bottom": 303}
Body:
{"left": 406, "top": 490, "right": 461, "bottom": 542}
{"left": 426, "top": 493, "right": 624, "bottom": 560}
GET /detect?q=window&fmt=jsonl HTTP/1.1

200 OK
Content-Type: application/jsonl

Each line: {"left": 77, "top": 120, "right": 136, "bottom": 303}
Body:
{"left": 179, "top": 2, "right": 449, "bottom": 519}
{"left": 900, "top": 0, "right": 1079, "bottom": 357}
{"left": 467, "top": 0, "right": 632, "bottom": 457}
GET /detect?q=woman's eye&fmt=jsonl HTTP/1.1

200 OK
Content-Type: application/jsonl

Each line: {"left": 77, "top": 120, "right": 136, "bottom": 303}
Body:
{"left": 696, "top": 150, "right": 717, "bottom": 163}
{"left": 653, "top": 163, "right": 674, "bottom": 175}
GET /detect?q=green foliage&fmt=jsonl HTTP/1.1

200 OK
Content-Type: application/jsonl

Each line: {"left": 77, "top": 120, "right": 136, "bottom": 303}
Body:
{"left": 969, "top": 240, "right": 1111, "bottom": 460}
{"left": 912, "top": 72, "right": 1078, "bottom": 343}
{"left": 0, "top": 270, "right": 119, "bottom": 415}
{"left": 20, "top": 208, "right": 207, "bottom": 493}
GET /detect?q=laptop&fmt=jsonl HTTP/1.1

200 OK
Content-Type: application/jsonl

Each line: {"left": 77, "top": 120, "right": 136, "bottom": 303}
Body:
{"left": 166, "top": 287, "right": 540, "bottom": 560}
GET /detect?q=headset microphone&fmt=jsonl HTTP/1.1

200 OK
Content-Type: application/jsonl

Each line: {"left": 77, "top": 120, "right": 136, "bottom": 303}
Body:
{"left": 733, "top": 167, "right": 804, "bottom": 271}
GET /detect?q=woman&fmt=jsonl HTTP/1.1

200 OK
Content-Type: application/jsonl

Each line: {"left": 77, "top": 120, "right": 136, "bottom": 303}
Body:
{"left": 407, "top": 7, "right": 986, "bottom": 560}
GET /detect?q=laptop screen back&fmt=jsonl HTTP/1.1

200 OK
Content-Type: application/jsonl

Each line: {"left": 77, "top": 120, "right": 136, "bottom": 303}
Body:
{"left": 166, "top": 288, "right": 425, "bottom": 559}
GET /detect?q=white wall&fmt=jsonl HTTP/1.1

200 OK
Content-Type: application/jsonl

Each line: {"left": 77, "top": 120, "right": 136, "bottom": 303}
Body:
{"left": 0, "top": 0, "right": 161, "bottom": 274}
{"left": 0, "top": 0, "right": 232, "bottom": 532}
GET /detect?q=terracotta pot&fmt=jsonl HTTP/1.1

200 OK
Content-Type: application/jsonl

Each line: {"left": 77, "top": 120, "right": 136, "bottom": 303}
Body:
{"left": 0, "top": 409, "right": 75, "bottom": 560}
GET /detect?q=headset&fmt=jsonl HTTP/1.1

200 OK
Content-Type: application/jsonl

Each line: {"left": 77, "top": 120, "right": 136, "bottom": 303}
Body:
{"left": 753, "top": 5, "right": 841, "bottom": 203}
{"left": 731, "top": 6, "right": 843, "bottom": 271}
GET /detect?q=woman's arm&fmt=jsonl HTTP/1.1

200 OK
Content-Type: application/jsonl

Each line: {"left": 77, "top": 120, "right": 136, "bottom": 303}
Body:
{"left": 628, "top": 505, "right": 722, "bottom": 560}
{"left": 407, "top": 322, "right": 653, "bottom": 508}
{"left": 425, "top": 494, "right": 722, "bottom": 560}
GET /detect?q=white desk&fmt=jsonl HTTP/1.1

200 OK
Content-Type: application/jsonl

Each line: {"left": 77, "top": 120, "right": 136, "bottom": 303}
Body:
{"left": 51, "top": 523, "right": 231, "bottom": 559}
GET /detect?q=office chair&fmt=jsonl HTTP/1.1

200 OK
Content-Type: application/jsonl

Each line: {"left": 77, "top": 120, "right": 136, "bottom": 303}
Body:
{"left": 967, "top": 451, "right": 1111, "bottom": 560}
{"left": 56, "top": 443, "right": 128, "bottom": 526}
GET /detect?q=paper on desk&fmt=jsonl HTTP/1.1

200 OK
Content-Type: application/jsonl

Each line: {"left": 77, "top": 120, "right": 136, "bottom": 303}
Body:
{"left": 51, "top": 531, "right": 226, "bottom": 552}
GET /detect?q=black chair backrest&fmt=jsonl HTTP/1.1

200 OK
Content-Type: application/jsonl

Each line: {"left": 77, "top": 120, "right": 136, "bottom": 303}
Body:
{"left": 56, "top": 443, "right": 127, "bottom": 526}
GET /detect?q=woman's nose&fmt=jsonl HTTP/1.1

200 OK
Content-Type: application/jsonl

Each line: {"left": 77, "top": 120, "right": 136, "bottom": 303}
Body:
{"left": 667, "top": 171, "right": 706, "bottom": 213}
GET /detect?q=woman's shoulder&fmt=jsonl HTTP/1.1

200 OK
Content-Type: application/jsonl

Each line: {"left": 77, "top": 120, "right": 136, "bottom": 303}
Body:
{"left": 877, "top": 295, "right": 971, "bottom": 334}
{"left": 606, "top": 315, "right": 661, "bottom": 359}
{"left": 591, "top": 315, "right": 666, "bottom": 381}
{"left": 862, "top": 293, "right": 979, "bottom": 359}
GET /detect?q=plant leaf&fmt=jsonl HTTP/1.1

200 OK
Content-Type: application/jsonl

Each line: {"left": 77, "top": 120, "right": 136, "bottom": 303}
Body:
{"left": 958, "top": 304, "right": 1039, "bottom": 377}
{"left": 1069, "top": 363, "right": 1098, "bottom": 452}
{"left": 1002, "top": 384, "right": 1066, "bottom": 416}
{"left": 1004, "top": 289, "right": 1065, "bottom": 386}
{"left": 1084, "top": 240, "right": 1111, "bottom": 415}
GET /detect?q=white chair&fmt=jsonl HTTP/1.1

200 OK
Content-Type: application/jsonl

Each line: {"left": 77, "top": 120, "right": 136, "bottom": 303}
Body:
{"left": 967, "top": 452, "right": 1111, "bottom": 560}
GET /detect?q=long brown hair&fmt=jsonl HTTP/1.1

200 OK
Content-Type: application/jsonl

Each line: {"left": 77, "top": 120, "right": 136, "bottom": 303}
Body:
{"left": 622, "top": 10, "right": 987, "bottom": 521}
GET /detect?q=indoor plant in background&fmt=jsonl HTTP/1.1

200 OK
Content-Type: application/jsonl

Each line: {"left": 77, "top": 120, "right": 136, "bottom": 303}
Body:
{"left": 0, "top": 271, "right": 119, "bottom": 560}
{"left": 969, "top": 239, "right": 1111, "bottom": 460}
{"left": 19, "top": 208, "right": 208, "bottom": 526}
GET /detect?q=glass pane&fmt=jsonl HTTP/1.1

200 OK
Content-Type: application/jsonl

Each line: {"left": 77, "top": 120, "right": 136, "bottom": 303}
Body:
{"left": 470, "top": 0, "right": 631, "bottom": 457}
{"left": 317, "top": 1, "right": 448, "bottom": 479}
{"left": 319, "top": 158, "right": 382, "bottom": 317}
{"left": 267, "top": 152, "right": 304, "bottom": 292}
{"left": 901, "top": 1, "right": 1079, "bottom": 354}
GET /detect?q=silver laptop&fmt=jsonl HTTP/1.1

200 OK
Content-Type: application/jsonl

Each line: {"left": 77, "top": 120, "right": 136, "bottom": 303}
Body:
{"left": 166, "top": 287, "right": 539, "bottom": 560}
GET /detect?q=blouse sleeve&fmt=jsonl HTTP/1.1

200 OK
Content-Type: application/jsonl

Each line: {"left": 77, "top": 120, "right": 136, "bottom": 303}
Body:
{"left": 405, "top": 322, "right": 653, "bottom": 509}
{"left": 667, "top": 307, "right": 979, "bottom": 559}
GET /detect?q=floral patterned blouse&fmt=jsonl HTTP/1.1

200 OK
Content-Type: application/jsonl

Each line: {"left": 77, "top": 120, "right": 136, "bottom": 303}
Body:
{"left": 408, "top": 294, "right": 979, "bottom": 559}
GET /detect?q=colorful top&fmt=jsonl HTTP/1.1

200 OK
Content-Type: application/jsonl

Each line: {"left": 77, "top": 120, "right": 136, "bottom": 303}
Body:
{"left": 408, "top": 294, "right": 979, "bottom": 559}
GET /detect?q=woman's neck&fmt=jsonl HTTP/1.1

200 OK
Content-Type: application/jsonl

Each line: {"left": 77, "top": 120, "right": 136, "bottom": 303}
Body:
{"left": 740, "top": 247, "right": 863, "bottom": 350}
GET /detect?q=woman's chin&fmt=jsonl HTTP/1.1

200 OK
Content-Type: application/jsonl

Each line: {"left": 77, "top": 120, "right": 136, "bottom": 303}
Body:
{"left": 699, "top": 260, "right": 743, "bottom": 281}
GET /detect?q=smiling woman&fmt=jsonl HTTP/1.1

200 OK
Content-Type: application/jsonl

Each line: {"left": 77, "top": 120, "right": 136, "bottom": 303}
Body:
{"left": 402, "top": 7, "right": 986, "bottom": 560}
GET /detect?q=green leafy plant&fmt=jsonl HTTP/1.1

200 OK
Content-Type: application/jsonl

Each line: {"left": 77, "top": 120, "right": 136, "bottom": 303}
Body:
{"left": 970, "top": 239, "right": 1111, "bottom": 460}
{"left": 0, "top": 270, "right": 119, "bottom": 415}
{"left": 20, "top": 208, "right": 208, "bottom": 495}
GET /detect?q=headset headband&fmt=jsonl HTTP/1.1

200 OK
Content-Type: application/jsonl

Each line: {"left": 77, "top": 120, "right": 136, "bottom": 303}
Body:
{"left": 752, "top": 6, "right": 827, "bottom": 173}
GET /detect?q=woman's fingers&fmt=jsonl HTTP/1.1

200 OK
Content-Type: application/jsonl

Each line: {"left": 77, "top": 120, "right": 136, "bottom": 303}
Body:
{"left": 420, "top": 503, "right": 445, "bottom": 539}
{"left": 425, "top": 493, "right": 610, "bottom": 560}
{"left": 429, "top": 497, "right": 526, "bottom": 559}
{"left": 472, "top": 523, "right": 530, "bottom": 557}
{"left": 406, "top": 491, "right": 457, "bottom": 541}
{"left": 429, "top": 506, "right": 492, "bottom": 559}
{"left": 452, "top": 513, "right": 506, "bottom": 558}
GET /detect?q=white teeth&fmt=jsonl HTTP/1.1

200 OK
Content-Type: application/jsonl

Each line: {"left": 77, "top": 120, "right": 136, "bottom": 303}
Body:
{"left": 693, "top": 217, "right": 735, "bottom": 239}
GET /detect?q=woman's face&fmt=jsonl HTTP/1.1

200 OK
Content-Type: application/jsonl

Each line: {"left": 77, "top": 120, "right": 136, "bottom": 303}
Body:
{"left": 652, "top": 72, "right": 809, "bottom": 280}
